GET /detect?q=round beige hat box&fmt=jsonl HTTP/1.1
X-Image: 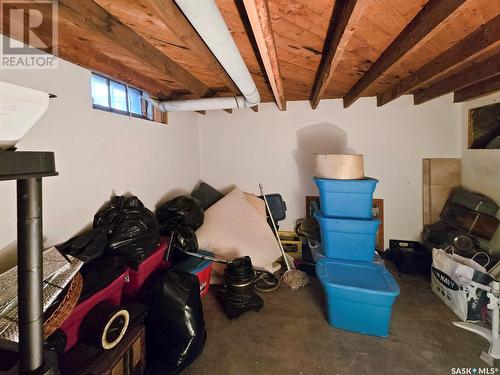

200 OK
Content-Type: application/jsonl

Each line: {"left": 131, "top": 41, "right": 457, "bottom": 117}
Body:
{"left": 314, "top": 154, "right": 364, "bottom": 179}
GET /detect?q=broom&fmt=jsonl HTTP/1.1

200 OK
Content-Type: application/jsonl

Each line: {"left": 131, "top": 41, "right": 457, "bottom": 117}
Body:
{"left": 259, "top": 184, "right": 309, "bottom": 291}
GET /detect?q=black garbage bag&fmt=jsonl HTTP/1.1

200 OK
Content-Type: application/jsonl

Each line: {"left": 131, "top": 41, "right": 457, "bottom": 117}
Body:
{"left": 145, "top": 270, "right": 206, "bottom": 375}
{"left": 169, "top": 228, "right": 199, "bottom": 265}
{"left": 57, "top": 228, "right": 108, "bottom": 264}
{"left": 156, "top": 195, "right": 204, "bottom": 234}
{"left": 93, "top": 195, "right": 160, "bottom": 269}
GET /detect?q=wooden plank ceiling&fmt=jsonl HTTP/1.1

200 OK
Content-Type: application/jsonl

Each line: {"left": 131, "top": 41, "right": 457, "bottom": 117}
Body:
{"left": 2, "top": 0, "right": 500, "bottom": 109}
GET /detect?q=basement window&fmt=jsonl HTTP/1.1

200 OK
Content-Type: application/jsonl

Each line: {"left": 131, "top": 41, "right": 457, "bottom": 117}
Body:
{"left": 91, "top": 73, "right": 154, "bottom": 120}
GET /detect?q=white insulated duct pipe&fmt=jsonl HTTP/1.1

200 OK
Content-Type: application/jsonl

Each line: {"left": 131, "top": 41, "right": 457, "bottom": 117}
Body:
{"left": 144, "top": 0, "right": 260, "bottom": 112}
{"left": 145, "top": 95, "right": 250, "bottom": 112}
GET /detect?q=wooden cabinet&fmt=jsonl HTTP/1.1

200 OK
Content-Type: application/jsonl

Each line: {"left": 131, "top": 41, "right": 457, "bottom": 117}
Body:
{"left": 59, "top": 323, "right": 146, "bottom": 375}
{"left": 59, "top": 303, "right": 148, "bottom": 375}
{"left": 90, "top": 324, "right": 145, "bottom": 375}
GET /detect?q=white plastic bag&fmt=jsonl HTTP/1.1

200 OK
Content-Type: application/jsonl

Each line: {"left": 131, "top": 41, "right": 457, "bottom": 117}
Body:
{"left": 431, "top": 247, "right": 493, "bottom": 321}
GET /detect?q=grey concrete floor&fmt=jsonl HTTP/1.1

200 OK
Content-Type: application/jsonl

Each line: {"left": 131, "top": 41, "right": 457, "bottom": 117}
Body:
{"left": 185, "top": 272, "right": 491, "bottom": 375}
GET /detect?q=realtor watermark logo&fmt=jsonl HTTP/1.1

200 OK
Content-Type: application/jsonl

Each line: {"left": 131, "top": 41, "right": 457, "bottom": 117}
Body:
{"left": 451, "top": 368, "right": 499, "bottom": 374}
{"left": 0, "top": 0, "right": 58, "bottom": 69}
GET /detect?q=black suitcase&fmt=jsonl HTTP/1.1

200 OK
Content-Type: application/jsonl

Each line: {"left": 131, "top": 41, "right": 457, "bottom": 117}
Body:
{"left": 441, "top": 202, "right": 499, "bottom": 240}
{"left": 448, "top": 187, "right": 498, "bottom": 217}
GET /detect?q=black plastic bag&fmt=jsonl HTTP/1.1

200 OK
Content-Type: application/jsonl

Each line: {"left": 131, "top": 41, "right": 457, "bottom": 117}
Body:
{"left": 145, "top": 270, "right": 206, "bottom": 375}
{"left": 57, "top": 228, "right": 108, "bottom": 264}
{"left": 156, "top": 195, "right": 204, "bottom": 234}
{"left": 94, "top": 195, "right": 160, "bottom": 269}
{"left": 169, "top": 228, "right": 199, "bottom": 265}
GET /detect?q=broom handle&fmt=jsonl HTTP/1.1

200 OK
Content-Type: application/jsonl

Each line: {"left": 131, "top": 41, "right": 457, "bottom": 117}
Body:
{"left": 259, "top": 183, "right": 292, "bottom": 271}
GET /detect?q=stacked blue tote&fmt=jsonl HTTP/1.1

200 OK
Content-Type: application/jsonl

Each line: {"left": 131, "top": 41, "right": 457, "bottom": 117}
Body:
{"left": 313, "top": 177, "right": 400, "bottom": 337}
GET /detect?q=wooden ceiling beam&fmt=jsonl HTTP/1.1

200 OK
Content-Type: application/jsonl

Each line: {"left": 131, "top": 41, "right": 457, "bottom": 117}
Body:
{"left": 1, "top": 4, "right": 174, "bottom": 97}
{"left": 223, "top": 109, "right": 233, "bottom": 113}
{"left": 343, "top": 0, "right": 466, "bottom": 108}
{"left": 144, "top": 0, "right": 240, "bottom": 96}
{"left": 61, "top": 44, "right": 174, "bottom": 98}
{"left": 453, "top": 74, "right": 500, "bottom": 103}
{"left": 378, "top": 14, "right": 500, "bottom": 107}
{"left": 58, "top": 0, "right": 213, "bottom": 98}
{"left": 243, "top": 0, "right": 286, "bottom": 111}
{"left": 414, "top": 52, "right": 500, "bottom": 104}
{"left": 310, "top": 0, "right": 368, "bottom": 110}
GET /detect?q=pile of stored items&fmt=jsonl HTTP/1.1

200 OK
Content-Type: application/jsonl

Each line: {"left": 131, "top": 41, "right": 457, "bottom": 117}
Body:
{"left": 0, "top": 194, "right": 206, "bottom": 374}
{"left": 422, "top": 187, "right": 500, "bottom": 365}
{"left": 0, "top": 181, "right": 289, "bottom": 373}
{"left": 423, "top": 187, "right": 499, "bottom": 255}
{"left": 312, "top": 154, "right": 400, "bottom": 337}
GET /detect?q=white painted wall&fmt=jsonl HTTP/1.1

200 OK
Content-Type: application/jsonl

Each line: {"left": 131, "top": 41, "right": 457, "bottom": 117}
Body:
{"left": 0, "top": 52, "right": 200, "bottom": 272}
{"left": 0, "top": 30, "right": 465, "bottom": 269}
{"left": 460, "top": 92, "right": 500, "bottom": 252}
{"left": 198, "top": 96, "right": 461, "bottom": 247}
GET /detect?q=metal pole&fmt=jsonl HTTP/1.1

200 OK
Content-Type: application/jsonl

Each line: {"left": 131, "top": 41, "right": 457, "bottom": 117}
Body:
{"left": 17, "top": 177, "right": 44, "bottom": 373}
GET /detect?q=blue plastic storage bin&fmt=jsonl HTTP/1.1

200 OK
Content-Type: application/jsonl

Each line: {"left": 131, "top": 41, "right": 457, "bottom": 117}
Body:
{"left": 314, "top": 177, "right": 378, "bottom": 219}
{"left": 316, "top": 257, "right": 399, "bottom": 337}
{"left": 314, "top": 210, "right": 380, "bottom": 261}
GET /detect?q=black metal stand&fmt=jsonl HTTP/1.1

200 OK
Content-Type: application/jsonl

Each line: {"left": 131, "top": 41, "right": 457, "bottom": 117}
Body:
{"left": 17, "top": 178, "right": 44, "bottom": 373}
{"left": 0, "top": 151, "right": 57, "bottom": 374}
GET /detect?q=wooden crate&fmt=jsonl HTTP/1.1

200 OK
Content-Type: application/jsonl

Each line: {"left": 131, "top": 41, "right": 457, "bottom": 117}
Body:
{"left": 279, "top": 231, "right": 302, "bottom": 259}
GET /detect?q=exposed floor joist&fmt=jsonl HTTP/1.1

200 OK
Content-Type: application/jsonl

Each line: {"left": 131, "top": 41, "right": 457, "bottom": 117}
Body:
{"left": 377, "top": 13, "right": 500, "bottom": 106}
{"left": 62, "top": 43, "right": 175, "bottom": 98}
{"left": 414, "top": 51, "right": 500, "bottom": 104}
{"left": 3, "top": 0, "right": 500, "bottom": 109}
{"left": 144, "top": 0, "right": 240, "bottom": 96}
{"left": 310, "top": 0, "right": 368, "bottom": 110}
{"left": 1, "top": 5, "right": 175, "bottom": 98}
{"left": 243, "top": 0, "right": 286, "bottom": 110}
{"left": 58, "top": 0, "right": 213, "bottom": 98}
{"left": 453, "top": 74, "right": 500, "bottom": 102}
{"left": 343, "top": 0, "right": 466, "bottom": 108}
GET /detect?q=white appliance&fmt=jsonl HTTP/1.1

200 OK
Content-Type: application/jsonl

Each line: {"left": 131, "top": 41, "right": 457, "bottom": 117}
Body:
{"left": 0, "top": 81, "right": 50, "bottom": 150}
